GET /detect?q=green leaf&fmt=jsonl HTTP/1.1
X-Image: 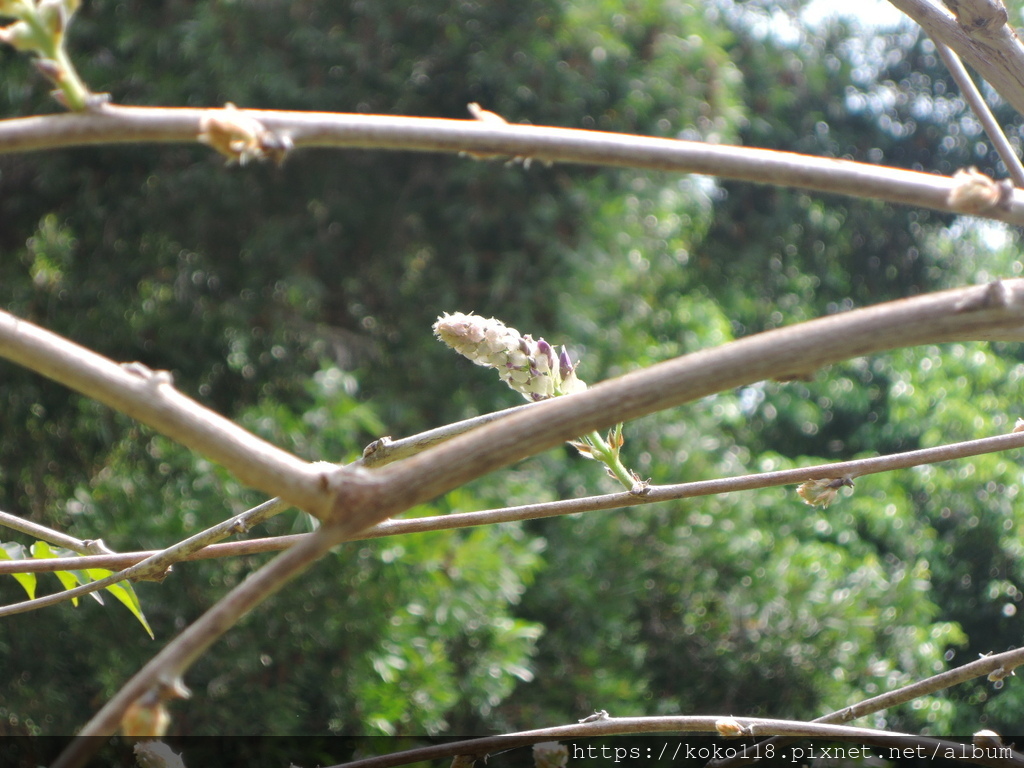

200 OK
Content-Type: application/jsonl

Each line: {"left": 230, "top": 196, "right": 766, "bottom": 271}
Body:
{"left": 85, "top": 568, "right": 155, "bottom": 639}
{"left": 31, "top": 540, "right": 86, "bottom": 606}
{"left": 1, "top": 541, "right": 37, "bottom": 600}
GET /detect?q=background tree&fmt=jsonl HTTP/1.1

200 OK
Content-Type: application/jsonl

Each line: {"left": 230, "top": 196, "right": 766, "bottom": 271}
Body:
{"left": 2, "top": 0, "right": 1024, "bottom": 763}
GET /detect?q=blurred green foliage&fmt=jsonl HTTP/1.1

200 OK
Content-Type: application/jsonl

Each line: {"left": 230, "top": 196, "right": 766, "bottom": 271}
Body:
{"left": 1, "top": 0, "right": 1023, "bottom": 748}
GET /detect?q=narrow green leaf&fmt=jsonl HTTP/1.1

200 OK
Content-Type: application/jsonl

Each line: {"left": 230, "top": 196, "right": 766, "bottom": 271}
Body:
{"left": 0, "top": 541, "right": 37, "bottom": 600}
{"left": 85, "top": 568, "right": 155, "bottom": 639}
{"left": 31, "top": 540, "right": 86, "bottom": 606}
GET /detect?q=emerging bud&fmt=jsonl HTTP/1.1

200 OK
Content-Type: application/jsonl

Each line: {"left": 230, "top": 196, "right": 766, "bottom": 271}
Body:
{"left": 38, "top": 0, "right": 67, "bottom": 38}
{"left": 973, "top": 730, "right": 1004, "bottom": 749}
{"left": 198, "top": 102, "right": 292, "bottom": 166}
{"left": 433, "top": 311, "right": 586, "bottom": 401}
{"left": 715, "top": 717, "right": 749, "bottom": 738}
{"left": 947, "top": 167, "right": 1012, "bottom": 213}
{"left": 33, "top": 56, "right": 63, "bottom": 84}
{"left": 0, "top": 19, "right": 42, "bottom": 51}
{"left": 121, "top": 691, "right": 171, "bottom": 738}
{"left": 796, "top": 477, "right": 853, "bottom": 509}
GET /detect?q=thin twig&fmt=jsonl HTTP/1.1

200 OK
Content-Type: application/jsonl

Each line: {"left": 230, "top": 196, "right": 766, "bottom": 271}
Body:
{"left": 1, "top": 105, "right": 1023, "bottom": 223}
{"left": 4, "top": 428, "right": 1024, "bottom": 575}
{"left": 888, "top": 0, "right": 1024, "bottom": 120}
{"left": 0, "top": 312, "right": 331, "bottom": 517}
{"left": 51, "top": 525, "right": 349, "bottom": 768}
{"left": 709, "top": 645, "right": 1024, "bottom": 768}
{"left": 0, "top": 496, "right": 291, "bottom": 616}
{"left": 323, "top": 280, "right": 1024, "bottom": 533}
{"left": 356, "top": 402, "right": 539, "bottom": 469}
{"left": 333, "top": 715, "right": 1023, "bottom": 768}
{"left": 932, "top": 39, "right": 1024, "bottom": 186}
{"left": 0, "top": 508, "right": 111, "bottom": 555}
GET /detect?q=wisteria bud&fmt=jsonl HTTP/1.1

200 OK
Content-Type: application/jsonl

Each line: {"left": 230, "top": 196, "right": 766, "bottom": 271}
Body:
{"left": 0, "top": 19, "right": 40, "bottom": 51}
{"left": 433, "top": 311, "right": 586, "bottom": 401}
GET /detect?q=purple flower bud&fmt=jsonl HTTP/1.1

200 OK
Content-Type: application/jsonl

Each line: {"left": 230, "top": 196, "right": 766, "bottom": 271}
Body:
{"left": 434, "top": 312, "right": 585, "bottom": 400}
{"left": 558, "top": 347, "right": 575, "bottom": 380}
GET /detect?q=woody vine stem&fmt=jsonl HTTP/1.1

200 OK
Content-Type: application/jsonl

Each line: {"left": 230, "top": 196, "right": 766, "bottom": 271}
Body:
{"left": 3, "top": 2, "right": 1024, "bottom": 767}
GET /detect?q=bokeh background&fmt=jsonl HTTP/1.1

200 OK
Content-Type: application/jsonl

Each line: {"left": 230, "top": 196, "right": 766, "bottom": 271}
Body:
{"left": 2, "top": 0, "right": 1024, "bottom": 751}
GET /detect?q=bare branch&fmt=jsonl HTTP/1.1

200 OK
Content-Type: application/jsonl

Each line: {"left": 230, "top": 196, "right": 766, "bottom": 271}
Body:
{"left": 711, "top": 645, "right": 1024, "bottom": 768}
{"left": 334, "top": 715, "right": 1023, "bottom": 768}
{"left": 356, "top": 402, "right": 540, "bottom": 468}
{"left": 9, "top": 427, "right": 1022, "bottom": 575}
{"left": 51, "top": 525, "right": 349, "bottom": 768}
{"left": 933, "top": 40, "right": 1024, "bottom": 186}
{"left": 0, "top": 508, "right": 111, "bottom": 555}
{"left": 323, "top": 280, "right": 1024, "bottom": 534}
{"left": 2, "top": 105, "right": 1024, "bottom": 223}
{"left": 0, "top": 496, "right": 290, "bottom": 616}
{"left": 0, "top": 311, "right": 331, "bottom": 517}
{"left": 889, "top": 0, "right": 1024, "bottom": 120}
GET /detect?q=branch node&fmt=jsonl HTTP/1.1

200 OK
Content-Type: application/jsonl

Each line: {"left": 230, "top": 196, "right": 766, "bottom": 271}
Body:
{"left": 946, "top": 167, "right": 1012, "bottom": 213}
{"left": 362, "top": 435, "right": 393, "bottom": 460}
{"left": 954, "top": 279, "right": 1011, "bottom": 313}
{"left": 946, "top": 0, "right": 1009, "bottom": 32}
{"left": 973, "top": 729, "right": 1006, "bottom": 748}
{"left": 81, "top": 538, "right": 116, "bottom": 556}
{"left": 715, "top": 717, "right": 751, "bottom": 738}
{"left": 198, "top": 103, "right": 293, "bottom": 166}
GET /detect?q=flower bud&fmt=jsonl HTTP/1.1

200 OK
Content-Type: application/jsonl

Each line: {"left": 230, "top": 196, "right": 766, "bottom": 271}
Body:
{"left": 434, "top": 312, "right": 586, "bottom": 401}
{"left": 0, "top": 19, "right": 42, "bottom": 51}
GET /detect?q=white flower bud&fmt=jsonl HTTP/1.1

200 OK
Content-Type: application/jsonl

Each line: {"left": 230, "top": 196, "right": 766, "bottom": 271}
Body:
{"left": 434, "top": 312, "right": 586, "bottom": 401}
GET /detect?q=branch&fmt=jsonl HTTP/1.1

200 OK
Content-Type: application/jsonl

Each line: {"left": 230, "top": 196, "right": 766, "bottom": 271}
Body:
{"left": 334, "top": 716, "right": 1023, "bottom": 768}
{"left": 932, "top": 40, "right": 1024, "bottom": 186}
{"left": 6, "top": 428, "right": 1024, "bottom": 574}
{"left": 0, "top": 495, "right": 290, "bottom": 616}
{"left": 710, "top": 645, "right": 1024, "bottom": 768}
{"left": 0, "top": 313, "right": 331, "bottom": 517}
{"left": 51, "top": 525, "right": 349, "bottom": 768}
{"left": 889, "top": 0, "right": 1024, "bottom": 120}
{"left": 0, "top": 507, "right": 114, "bottom": 555}
{"left": 322, "top": 280, "right": 1024, "bottom": 533}
{"left": 356, "top": 402, "right": 540, "bottom": 468}
{"left": 7, "top": 282, "right": 1024, "bottom": 540}
{"left": 2, "top": 104, "right": 1024, "bottom": 223}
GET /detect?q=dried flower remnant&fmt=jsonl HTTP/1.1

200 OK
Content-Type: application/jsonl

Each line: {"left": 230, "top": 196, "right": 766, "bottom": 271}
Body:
{"left": 464, "top": 102, "right": 542, "bottom": 166}
{"left": 946, "top": 167, "right": 1013, "bottom": 213}
{"left": 716, "top": 717, "right": 750, "bottom": 738}
{"left": 198, "top": 103, "right": 293, "bottom": 166}
{"left": 987, "top": 665, "right": 1015, "bottom": 683}
{"left": 433, "top": 312, "right": 585, "bottom": 402}
{"left": 797, "top": 477, "right": 854, "bottom": 508}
